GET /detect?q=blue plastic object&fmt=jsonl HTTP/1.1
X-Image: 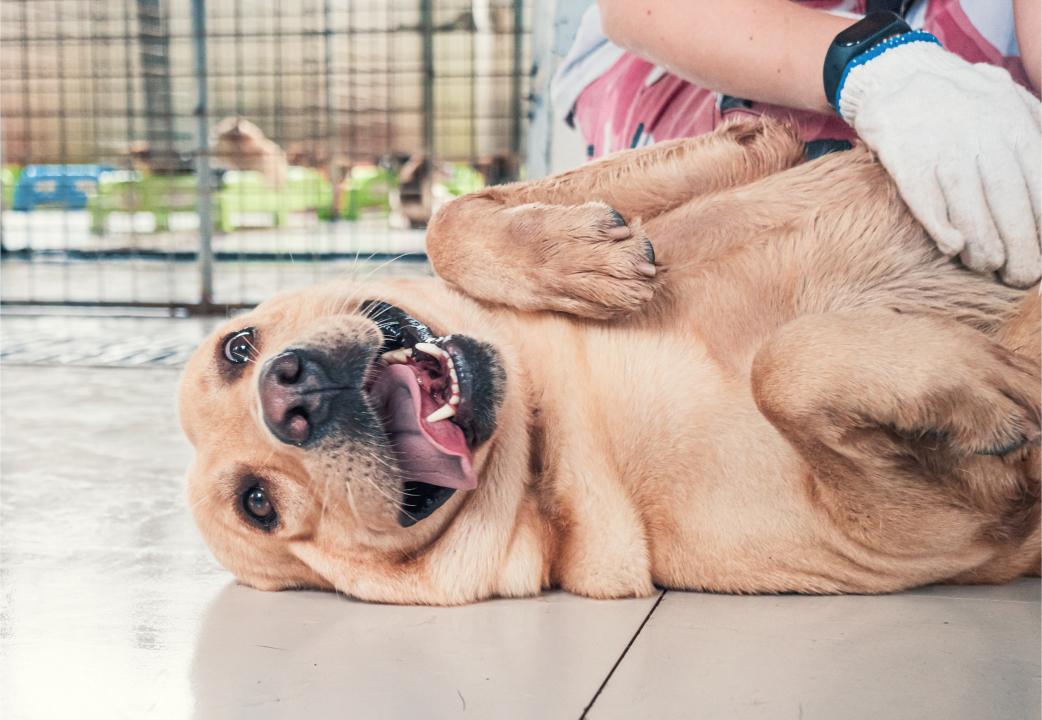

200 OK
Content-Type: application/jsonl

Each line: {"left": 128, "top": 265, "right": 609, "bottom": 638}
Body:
{"left": 11, "top": 164, "right": 114, "bottom": 211}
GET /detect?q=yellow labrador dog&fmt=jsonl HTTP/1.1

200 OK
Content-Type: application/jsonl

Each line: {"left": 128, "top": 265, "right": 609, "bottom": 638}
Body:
{"left": 179, "top": 120, "right": 1040, "bottom": 605}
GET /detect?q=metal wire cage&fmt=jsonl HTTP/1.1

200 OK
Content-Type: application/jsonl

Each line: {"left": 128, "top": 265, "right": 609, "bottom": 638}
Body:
{"left": 0, "top": 0, "right": 530, "bottom": 311}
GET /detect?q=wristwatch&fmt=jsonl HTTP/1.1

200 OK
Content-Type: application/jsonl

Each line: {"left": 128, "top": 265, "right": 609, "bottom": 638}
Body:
{"left": 822, "top": 11, "right": 911, "bottom": 110}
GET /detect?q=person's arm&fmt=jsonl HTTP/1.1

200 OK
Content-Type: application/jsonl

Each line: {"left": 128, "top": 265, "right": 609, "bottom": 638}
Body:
{"left": 600, "top": 0, "right": 1041, "bottom": 288}
{"left": 1014, "top": 0, "right": 1041, "bottom": 94}
{"left": 598, "top": 0, "right": 854, "bottom": 113}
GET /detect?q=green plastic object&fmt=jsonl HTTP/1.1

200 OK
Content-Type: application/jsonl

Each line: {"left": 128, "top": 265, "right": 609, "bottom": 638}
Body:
{"left": 85, "top": 162, "right": 485, "bottom": 233}
{"left": 2, "top": 165, "right": 22, "bottom": 210}
{"left": 442, "top": 163, "right": 484, "bottom": 197}
{"left": 340, "top": 165, "right": 395, "bottom": 220}
{"left": 219, "top": 167, "right": 332, "bottom": 231}
{"left": 88, "top": 167, "right": 334, "bottom": 234}
{"left": 88, "top": 172, "right": 199, "bottom": 234}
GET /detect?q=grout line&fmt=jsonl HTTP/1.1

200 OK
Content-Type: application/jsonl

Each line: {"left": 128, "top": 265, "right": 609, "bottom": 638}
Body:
{"left": 580, "top": 590, "right": 667, "bottom": 720}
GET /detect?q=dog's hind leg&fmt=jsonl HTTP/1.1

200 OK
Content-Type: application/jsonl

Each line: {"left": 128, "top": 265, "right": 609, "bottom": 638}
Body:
{"left": 750, "top": 307, "right": 1041, "bottom": 591}
{"left": 426, "top": 120, "right": 804, "bottom": 319}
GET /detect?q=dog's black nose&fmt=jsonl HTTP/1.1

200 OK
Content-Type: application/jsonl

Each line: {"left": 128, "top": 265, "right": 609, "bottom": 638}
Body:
{"left": 260, "top": 350, "right": 339, "bottom": 445}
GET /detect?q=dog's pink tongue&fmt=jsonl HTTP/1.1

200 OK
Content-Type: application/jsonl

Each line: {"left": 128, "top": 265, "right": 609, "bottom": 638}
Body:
{"left": 369, "top": 364, "right": 476, "bottom": 491}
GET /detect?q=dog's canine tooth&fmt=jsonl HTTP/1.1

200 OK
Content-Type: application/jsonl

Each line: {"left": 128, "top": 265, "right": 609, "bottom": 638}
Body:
{"left": 425, "top": 404, "right": 456, "bottom": 423}
{"left": 382, "top": 348, "right": 412, "bottom": 363}
{"left": 414, "top": 342, "right": 444, "bottom": 358}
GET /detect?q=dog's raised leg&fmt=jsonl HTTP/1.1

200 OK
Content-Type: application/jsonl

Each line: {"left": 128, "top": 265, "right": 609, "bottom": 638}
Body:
{"left": 426, "top": 120, "right": 804, "bottom": 319}
{"left": 750, "top": 305, "right": 1041, "bottom": 590}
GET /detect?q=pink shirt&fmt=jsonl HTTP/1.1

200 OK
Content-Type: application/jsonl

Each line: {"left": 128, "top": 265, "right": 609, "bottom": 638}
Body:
{"left": 564, "top": 0, "right": 1036, "bottom": 157}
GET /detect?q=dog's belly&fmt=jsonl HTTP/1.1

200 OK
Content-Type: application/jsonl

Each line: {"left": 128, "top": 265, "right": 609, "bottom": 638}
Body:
{"left": 549, "top": 325, "right": 834, "bottom": 590}
{"left": 524, "top": 314, "right": 956, "bottom": 594}
{"left": 616, "top": 375, "right": 834, "bottom": 592}
{"left": 571, "top": 324, "right": 904, "bottom": 594}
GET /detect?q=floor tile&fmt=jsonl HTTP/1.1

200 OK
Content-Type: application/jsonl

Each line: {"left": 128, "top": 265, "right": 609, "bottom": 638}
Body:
{"left": 192, "top": 585, "right": 660, "bottom": 720}
{"left": 903, "top": 580, "right": 1040, "bottom": 603}
{"left": 589, "top": 583, "right": 1041, "bottom": 720}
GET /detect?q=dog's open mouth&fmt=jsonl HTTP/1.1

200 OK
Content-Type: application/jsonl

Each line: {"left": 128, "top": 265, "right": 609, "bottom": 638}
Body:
{"left": 362, "top": 301, "right": 481, "bottom": 527}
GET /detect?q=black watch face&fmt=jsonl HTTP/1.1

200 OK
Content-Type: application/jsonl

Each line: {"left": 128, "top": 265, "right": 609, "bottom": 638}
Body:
{"left": 835, "top": 11, "right": 904, "bottom": 47}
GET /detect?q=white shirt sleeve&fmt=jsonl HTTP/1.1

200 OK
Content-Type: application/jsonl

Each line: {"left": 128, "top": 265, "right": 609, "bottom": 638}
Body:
{"left": 550, "top": 5, "right": 626, "bottom": 125}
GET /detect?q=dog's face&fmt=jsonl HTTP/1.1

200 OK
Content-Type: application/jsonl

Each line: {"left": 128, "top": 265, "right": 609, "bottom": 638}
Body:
{"left": 178, "top": 280, "right": 506, "bottom": 593}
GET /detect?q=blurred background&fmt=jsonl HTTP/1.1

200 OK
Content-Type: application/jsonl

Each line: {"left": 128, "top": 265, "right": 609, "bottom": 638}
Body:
{"left": 0, "top": 0, "right": 587, "bottom": 313}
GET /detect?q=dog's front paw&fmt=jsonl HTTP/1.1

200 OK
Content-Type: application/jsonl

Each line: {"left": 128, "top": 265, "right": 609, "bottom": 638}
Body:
{"left": 559, "top": 561, "right": 657, "bottom": 600}
{"left": 518, "top": 202, "right": 660, "bottom": 320}
{"left": 555, "top": 521, "right": 657, "bottom": 600}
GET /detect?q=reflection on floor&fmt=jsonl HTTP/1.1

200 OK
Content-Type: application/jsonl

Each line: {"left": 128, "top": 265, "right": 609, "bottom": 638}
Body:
{"left": 1, "top": 337, "right": 1039, "bottom": 719}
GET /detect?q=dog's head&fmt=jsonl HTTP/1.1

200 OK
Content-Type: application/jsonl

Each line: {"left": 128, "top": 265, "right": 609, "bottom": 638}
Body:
{"left": 178, "top": 279, "right": 508, "bottom": 595}
{"left": 211, "top": 116, "right": 272, "bottom": 160}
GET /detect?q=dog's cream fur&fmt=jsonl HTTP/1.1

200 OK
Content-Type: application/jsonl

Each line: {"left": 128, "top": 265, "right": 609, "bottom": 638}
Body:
{"left": 179, "top": 120, "right": 1040, "bottom": 605}
{"left": 211, "top": 117, "right": 288, "bottom": 187}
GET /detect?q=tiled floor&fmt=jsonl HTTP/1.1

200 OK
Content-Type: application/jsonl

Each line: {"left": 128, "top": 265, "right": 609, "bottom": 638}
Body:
{"left": 1, "top": 324, "right": 1039, "bottom": 720}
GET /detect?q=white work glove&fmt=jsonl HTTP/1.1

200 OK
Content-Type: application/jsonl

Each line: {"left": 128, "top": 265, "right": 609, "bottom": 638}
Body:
{"left": 839, "top": 40, "right": 1042, "bottom": 287}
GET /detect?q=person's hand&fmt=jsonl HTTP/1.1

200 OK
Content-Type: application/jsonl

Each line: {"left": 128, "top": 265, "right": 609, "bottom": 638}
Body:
{"left": 839, "top": 40, "right": 1041, "bottom": 287}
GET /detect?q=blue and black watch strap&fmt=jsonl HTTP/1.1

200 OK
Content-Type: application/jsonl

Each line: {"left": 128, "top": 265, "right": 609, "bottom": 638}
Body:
{"left": 822, "top": 11, "right": 911, "bottom": 110}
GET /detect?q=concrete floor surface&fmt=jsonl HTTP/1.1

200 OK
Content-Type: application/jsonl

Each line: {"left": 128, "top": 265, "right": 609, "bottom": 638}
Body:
{"left": 1, "top": 325, "right": 1039, "bottom": 720}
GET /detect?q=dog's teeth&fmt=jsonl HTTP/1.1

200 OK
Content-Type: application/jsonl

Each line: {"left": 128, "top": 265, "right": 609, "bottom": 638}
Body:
{"left": 449, "top": 367, "right": 458, "bottom": 383}
{"left": 449, "top": 396, "right": 460, "bottom": 406}
{"left": 425, "top": 404, "right": 456, "bottom": 423}
{"left": 382, "top": 348, "right": 412, "bottom": 364}
{"left": 414, "top": 342, "right": 444, "bottom": 358}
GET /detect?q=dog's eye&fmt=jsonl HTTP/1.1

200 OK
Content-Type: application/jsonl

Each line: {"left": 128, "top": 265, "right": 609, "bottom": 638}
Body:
{"left": 222, "top": 328, "right": 256, "bottom": 365}
{"left": 242, "top": 484, "right": 277, "bottom": 529}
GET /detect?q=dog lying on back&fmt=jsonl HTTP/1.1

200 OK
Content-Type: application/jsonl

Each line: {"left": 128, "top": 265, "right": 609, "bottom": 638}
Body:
{"left": 178, "top": 120, "right": 1040, "bottom": 605}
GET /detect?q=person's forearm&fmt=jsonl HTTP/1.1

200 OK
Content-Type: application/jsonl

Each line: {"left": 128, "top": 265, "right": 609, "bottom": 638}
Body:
{"left": 598, "top": 0, "right": 856, "bottom": 113}
{"left": 1013, "top": 0, "right": 1040, "bottom": 94}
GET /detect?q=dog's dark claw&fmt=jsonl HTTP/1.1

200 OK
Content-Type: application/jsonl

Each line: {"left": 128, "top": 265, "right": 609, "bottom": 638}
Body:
{"left": 977, "top": 436, "right": 1032, "bottom": 456}
{"left": 608, "top": 209, "right": 626, "bottom": 227}
{"left": 643, "top": 239, "right": 656, "bottom": 264}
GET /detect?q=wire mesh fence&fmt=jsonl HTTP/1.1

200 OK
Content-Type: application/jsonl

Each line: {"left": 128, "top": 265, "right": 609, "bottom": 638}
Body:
{"left": 0, "top": 0, "right": 530, "bottom": 311}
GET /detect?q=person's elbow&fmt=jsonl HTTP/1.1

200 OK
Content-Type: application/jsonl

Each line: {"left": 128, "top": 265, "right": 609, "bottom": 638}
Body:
{"left": 598, "top": 0, "right": 640, "bottom": 50}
